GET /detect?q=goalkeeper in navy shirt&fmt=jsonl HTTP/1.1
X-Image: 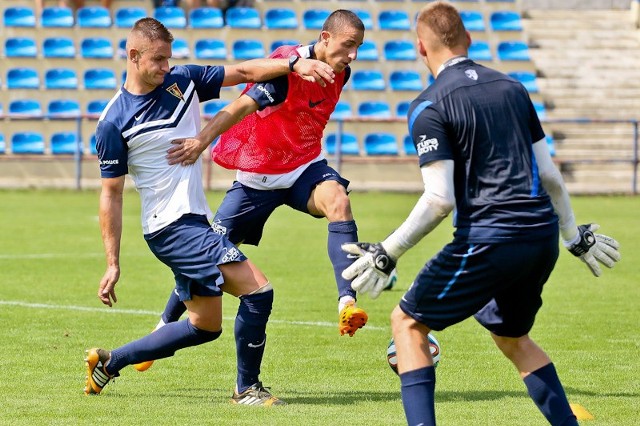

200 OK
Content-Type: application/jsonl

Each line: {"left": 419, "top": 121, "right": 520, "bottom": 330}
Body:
{"left": 84, "top": 17, "right": 334, "bottom": 405}
{"left": 341, "top": 3, "right": 620, "bottom": 425}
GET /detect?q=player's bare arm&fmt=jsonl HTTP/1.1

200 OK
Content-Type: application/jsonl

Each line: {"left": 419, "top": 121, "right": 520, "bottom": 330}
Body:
{"left": 222, "top": 58, "right": 335, "bottom": 88}
{"left": 98, "top": 175, "right": 125, "bottom": 307}
{"left": 167, "top": 94, "right": 259, "bottom": 166}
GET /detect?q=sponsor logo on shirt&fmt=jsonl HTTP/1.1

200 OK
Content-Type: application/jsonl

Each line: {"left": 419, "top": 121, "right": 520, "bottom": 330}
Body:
{"left": 222, "top": 247, "right": 240, "bottom": 263}
{"left": 211, "top": 220, "right": 227, "bottom": 235}
{"left": 256, "top": 84, "right": 274, "bottom": 103}
{"left": 99, "top": 159, "right": 119, "bottom": 165}
{"left": 416, "top": 135, "right": 439, "bottom": 155}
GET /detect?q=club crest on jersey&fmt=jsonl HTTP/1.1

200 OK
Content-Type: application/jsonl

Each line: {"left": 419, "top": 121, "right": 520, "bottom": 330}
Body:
{"left": 166, "top": 83, "right": 184, "bottom": 101}
{"left": 416, "top": 135, "right": 439, "bottom": 155}
{"left": 465, "top": 69, "right": 478, "bottom": 81}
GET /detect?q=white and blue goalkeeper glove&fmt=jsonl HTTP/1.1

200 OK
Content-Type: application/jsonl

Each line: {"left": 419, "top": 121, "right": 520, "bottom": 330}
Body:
{"left": 564, "top": 223, "right": 620, "bottom": 277}
{"left": 341, "top": 242, "right": 397, "bottom": 299}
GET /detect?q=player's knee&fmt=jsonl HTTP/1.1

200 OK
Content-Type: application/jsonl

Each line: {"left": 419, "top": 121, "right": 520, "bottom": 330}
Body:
{"left": 390, "top": 305, "right": 412, "bottom": 334}
{"left": 492, "top": 333, "right": 528, "bottom": 358}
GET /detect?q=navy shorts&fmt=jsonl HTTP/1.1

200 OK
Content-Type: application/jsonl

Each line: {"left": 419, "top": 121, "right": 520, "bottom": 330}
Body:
{"left": 399, "top": 232, "right": 559, "bottom": 337}
{"left": 212, "top": 159, "right": 350, "bottom": 245}
{"left": 144, "top": 214, "right": 247, "bottom": 301}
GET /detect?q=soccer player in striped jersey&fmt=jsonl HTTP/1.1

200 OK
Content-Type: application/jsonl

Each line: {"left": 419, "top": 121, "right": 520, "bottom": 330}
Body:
{"left": 341, "top": 3, "right": 620, "bottom": 425}
{"left": 84, "top": 17, "right": 334, "bottom": 406}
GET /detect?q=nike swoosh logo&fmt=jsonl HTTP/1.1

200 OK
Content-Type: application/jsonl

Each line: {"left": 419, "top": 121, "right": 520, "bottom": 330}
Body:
{"left": 248, "top": 337, "right": 266, "bottom": 348}
{"left": 308, "top": 98, "right": 326, "bottom": 108}
{"left": 346, "top": 254, "right": 360, "bottom": 259}
{"left": 134, "top": 114, "right": 143, "bottom": 121}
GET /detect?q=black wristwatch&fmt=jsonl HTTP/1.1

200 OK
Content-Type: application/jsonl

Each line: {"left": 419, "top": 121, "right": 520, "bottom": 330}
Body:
{"left": 288, "top": 55, "right": 299, "bottom": 72}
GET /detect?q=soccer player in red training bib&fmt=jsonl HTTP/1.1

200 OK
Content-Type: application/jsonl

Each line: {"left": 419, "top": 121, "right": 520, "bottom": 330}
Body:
{"left": 136, "top": 11, "right": 372, "bottom": 369}
{"left": 341, "top": 3, "right": 620, "bottom": 426}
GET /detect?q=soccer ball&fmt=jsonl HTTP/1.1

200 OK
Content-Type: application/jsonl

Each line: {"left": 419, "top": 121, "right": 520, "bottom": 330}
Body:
{"left": 386, "top": 333, "right": 441, "bottom": 375}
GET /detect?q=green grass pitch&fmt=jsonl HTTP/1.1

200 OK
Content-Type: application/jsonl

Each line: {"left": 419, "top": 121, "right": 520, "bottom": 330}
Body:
{"left": 0, "top": 189, "right": 638, "bottom": 425}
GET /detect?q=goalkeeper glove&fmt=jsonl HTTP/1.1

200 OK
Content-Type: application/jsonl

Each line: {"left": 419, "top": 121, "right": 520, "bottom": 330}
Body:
{"left": 564, "top": 223, "right": 620, "bottom": 277}
{"left": 341, "top": 242, "right": 397, "bottom": 299}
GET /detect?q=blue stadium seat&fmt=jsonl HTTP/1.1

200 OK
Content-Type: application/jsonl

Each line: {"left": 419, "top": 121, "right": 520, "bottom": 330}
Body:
{"left": 5, "top": 37, "right": 37, "bottom": 58}
{"left": 203, "top": 99, "right": 230, "bottom": 117}
{"left": 189, "top": 7, "right": 223, "bottom": 29}
{"left": 48, "top": 99, "right": 81, "bottom": 118}
{"left": 358, "top": 101, "right": 391, "bottom": 118}
{"left": 9, "top": 99, "right": 42, "bottom": 117}
{"left": 45, "top": 68, "right": 78, "bottom": 90}
{"left": 90, "top": 134, "right": 98, "bottom": 155}
{"left": 270, "top": 39, "right": 300, "bottom": 53}
{"left": 378, "top": 10, "right": 411, "bottom": 31}
{"left": 384, "top": 40, "right": 416, "bottom": 61}
{"left": 460, "top": 10, "right": 485, "bottom": 32}
{"left": 330, "top": 101, "right": 353, "bottom": 120}
{"left": 302, "top": 9, "right": 330, "bottom": 30}
{"left": 396, "top": 101, "right": 410, "bottom": 117}
{"left": 41, "top": 6, "right": 74, "bottom": 27}
{"left": 43, "top": 37, "right": 75, "bottom": 58}
{"left": 194, "top": 39, "right": 227, "bottom": 59}
{"left": 364, "top": 133, "right": 398, "bottom": 156}
{"left": 403, "top": 135, "right": 417, "bottom": 155}
{"left": 84, "top": 68, "right": 117, "bottom": 90}
{"left": 114, "top": 7, "right": 146, "bottom": 28}
{"left": 77, "top": 6, "right": 112, "bottom": 27}
{"left": 0, "top": 134, "right": 5, "bottom": 155}
{"left": 354, "top": 9, "right": 373, "bottom": 30}
{"left": 226, "top": 7, "right": 261, "bottom": 29}
{"left": 351, "top": 70, "right": 385, "bottom": 91}
{"left": 508, "top": 71, "right": 539, "bottom": 93}
{"left": 546, "top": 135, "right": 556, "bottom": 156}
{"left": 51, "top": 132, "right": 81, "bottom": 154}
{"left": 358, "top": 40, "right": 379, "bottom": 61}
{"left": 232, "top": 39, "right": 265, "bottom": 60}
{"left": 11, "top": 132, "right": 45, "bottom": 154}
{"left": 324, "top": 132, "right": 359, "bottom": 155}
{"left": 490, "top": 11, "right": 523, "bottom": 31}
{"left": 389, "top": 70, "right": 423, "bottom": 91}
{"left": 81, "top": 37, "right": 114, "bottom": 59}
{"left": 172, "top": 38, "right": 190, "bottom": 58}
{"left": 533, "top": 101, "right": 546, "bottom": 120}
{"left": 154, "top": 6, "right": 186, "bottom": 28}
{"left": 264, "top": 8, "right": 297, "bottom": 29}
{"left": 7, "top": 67, "right": 39, "bottom": 89}
{"left": 87, "top": 99, "right": 109, "bottom": 116}
{"left": 3, "top": 6, "right": 36, "bottom": 27}
{"left": 497, "top": 41, "right": 530, "bottom": 61}
{"left": 117, "top": 38, "right": 127, "bottom": 59}
{"left": 468, "top": 40, "right": 492, "bottom": 61}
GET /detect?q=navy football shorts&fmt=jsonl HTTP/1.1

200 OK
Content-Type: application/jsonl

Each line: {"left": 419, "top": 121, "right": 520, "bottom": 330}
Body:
{"left": 399, "top": 233, "right": 559, "bottom": 337}
{"left": 144, "top": 214, "right": 247, "bottom": 301}
{"left": 212, "top": 159, "right": 350, "bottom": 245}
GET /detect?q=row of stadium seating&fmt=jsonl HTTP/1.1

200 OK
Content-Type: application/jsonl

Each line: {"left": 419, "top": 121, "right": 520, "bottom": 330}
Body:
{"left": 3, "top": 5, "right": 521, "bottom": 31}
{"left": 2, "top": 35, "right": 531, "bottom": 62}
{"left": 0, "top": 66, "right": 537, "bottom": 94}
{"left": 0, "top": 129, "right": 555, "bottom": 157}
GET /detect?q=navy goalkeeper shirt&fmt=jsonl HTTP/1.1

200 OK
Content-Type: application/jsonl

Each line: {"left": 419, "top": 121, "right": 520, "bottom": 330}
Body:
{"left": 407, "top": 57, "right": 557, "bottom": 243}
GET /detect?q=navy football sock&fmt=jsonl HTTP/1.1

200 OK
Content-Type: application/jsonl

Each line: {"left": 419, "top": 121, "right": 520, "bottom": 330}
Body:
{"left": 235, "top": 289, "right": 273, "bottom": 393}
{"left": 400, "top": 366, "right": 436, "bottom": 426}
{"left": 161, "top": 289, "right": 186, "bottom": 324}
{"left": 328, "top": 220, "right": 358, "bottom": 299}
{"left": 106, "top": 319, "right": 221, "bottom": 375}
{"left": 524, "top": 363, "right": 578, "bottom": 426}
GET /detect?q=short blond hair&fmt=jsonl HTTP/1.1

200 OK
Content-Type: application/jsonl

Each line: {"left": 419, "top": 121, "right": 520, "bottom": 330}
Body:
{"left": 416, "top": 2, "right": 467, "bottom": 49}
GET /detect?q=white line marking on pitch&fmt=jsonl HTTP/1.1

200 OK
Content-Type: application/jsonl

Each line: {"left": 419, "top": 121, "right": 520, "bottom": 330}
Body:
{"left": 0, "top": 300, "right": 386, "bottom": 330}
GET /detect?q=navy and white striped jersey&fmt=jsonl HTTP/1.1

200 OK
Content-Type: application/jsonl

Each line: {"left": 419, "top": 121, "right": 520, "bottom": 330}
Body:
{"left": 407, "top": 58, "right": 557, "bottom": 242}
{"left": 96, "top": 65, "right": 224, "bottom": 234}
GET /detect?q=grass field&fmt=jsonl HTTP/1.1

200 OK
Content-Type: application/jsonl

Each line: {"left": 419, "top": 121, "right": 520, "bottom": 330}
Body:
{"left": 0, "top": 189, "right": 638, "bottom": 426}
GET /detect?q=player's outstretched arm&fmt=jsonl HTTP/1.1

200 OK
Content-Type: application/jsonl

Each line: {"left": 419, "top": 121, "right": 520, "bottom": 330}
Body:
{"left": 342, "top": 160, "right": 455, "bottom": 298}
{"left": 222, "top": 57, "right": 335, "bottom": 88}
{"left": 167, "top": 94, "right": 259, "bottom": 166}
{"left": 533, "top": 140, "right": 621, "bottom": 276}
{"left": 98, "top": 176, "right": 125, "bottom": 307}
